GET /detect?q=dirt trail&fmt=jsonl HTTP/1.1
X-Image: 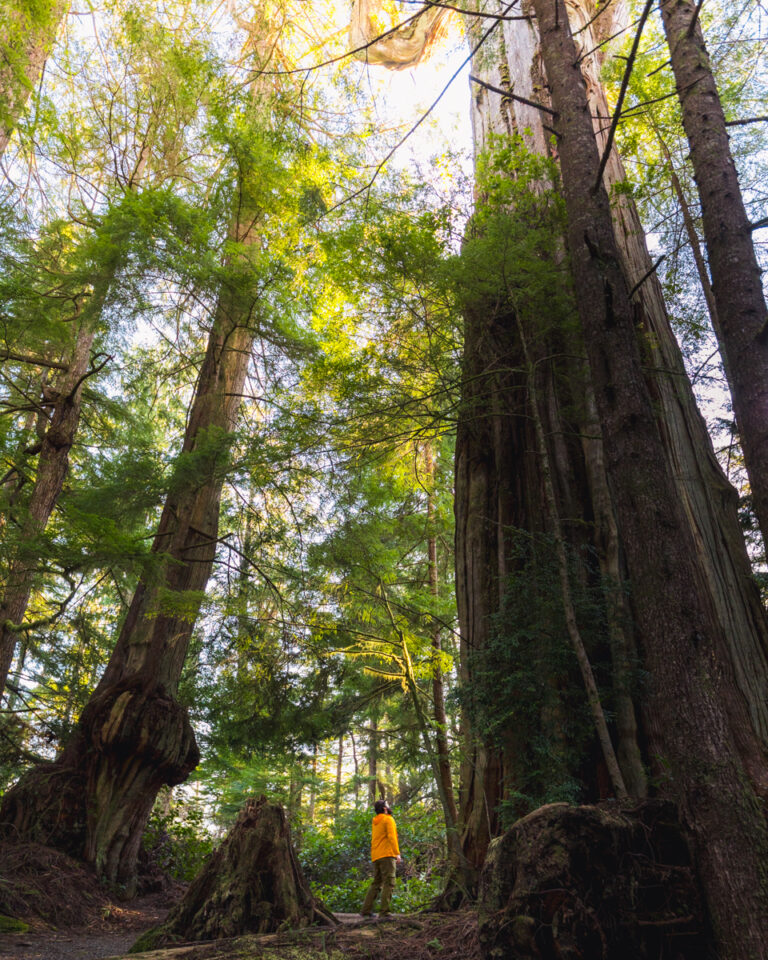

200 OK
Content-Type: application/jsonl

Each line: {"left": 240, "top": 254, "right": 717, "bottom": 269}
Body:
{"left": 0, "top": 892, "right": 171, "bottom": 960}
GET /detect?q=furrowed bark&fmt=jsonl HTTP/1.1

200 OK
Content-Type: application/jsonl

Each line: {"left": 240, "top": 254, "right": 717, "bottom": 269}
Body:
{"left": 577, "top": 379, "right": 647, "bottom": 798}
{"left": 660, "top": 0, "right": 768, "bottom": 554}
{"left": 516, "top": 315, "right": 627, "bottom": 800}
{"left": 531, "top": 0, "right": 768, "bottom": 953}
{"left": 571, "top": 0, "right": 768, "bottom": 749}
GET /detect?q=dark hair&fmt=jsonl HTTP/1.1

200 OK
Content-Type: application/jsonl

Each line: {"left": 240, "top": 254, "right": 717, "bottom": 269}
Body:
{"left": 374, "top": 800, "right": 387, "bottom": 814}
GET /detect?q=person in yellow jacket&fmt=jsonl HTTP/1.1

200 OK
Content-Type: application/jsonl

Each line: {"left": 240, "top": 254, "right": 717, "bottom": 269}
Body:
{"left": 361, "top": 800, "right": 402, "bottom": 916}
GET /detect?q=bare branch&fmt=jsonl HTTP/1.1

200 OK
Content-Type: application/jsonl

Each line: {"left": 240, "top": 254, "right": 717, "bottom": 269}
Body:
{"left": 469, "top": 74, "right": 558, "bottom": 116}
{"left": 594, "top": 0, "right": 656, "bottom": 193}
{"left": 0, "top": 348, "right": 68, "bottom": 372}
{"left": 725, "top": 115, "right": 768, "bottom": 127}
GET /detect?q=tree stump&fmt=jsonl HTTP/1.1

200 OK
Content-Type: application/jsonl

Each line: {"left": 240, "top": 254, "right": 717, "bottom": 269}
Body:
{"left": 478, "top": 800, "right": 706, "bottom": 960}
{"left": 133, "top": 797, "right": 335, "bottom": 950}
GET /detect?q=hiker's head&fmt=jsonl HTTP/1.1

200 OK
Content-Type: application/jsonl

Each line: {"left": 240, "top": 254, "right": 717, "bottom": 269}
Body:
{"left": 374, "top": 799, "right": 387, "bottom": 815}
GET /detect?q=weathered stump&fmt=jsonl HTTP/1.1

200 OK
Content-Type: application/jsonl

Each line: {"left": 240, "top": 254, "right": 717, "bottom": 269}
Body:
{"left": 478, "top": 800, "right": 706, "bottom": 960}
{"left": 132, "top": 797, "right": 334, "bottom": 951}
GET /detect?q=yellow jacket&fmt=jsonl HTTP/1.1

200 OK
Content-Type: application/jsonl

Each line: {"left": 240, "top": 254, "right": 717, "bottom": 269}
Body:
{"left": 370, "top": 812, "right": 400, "bottom": 861}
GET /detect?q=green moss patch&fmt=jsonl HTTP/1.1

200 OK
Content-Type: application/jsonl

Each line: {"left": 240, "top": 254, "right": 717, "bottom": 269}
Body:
{"left": 0, "top": 914, "right": 30, "bottom": 933}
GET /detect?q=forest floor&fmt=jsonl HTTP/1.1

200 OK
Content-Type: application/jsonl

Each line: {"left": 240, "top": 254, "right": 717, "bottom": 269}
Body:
{"left": 0, "top": 842, "right": 479, "bottom": 960}
{"left": 0, "top": 890, "right": 173, "bottom": 960}
{"left": 0, "top": 908, "right": 480, "bottom": 960}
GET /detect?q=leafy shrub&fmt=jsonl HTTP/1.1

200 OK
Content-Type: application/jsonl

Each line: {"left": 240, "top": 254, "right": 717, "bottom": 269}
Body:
{"left": 142, "top": 790, "right": 215, "bottom": 882}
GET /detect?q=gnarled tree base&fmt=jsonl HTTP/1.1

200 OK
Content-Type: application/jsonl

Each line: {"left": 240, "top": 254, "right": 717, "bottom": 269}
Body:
{"left": 0, "top": 678, "right": 199, "bottom": 896}
{"left": 132, "top": 797, "right": 335, "bottom": 951}
{"left": 478, "top": 800, "right": 705, "bottom": 960}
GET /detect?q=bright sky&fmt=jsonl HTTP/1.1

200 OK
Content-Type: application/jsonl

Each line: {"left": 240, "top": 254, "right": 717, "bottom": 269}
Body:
{"left": 348, "top": 32, "right": 473, "bottom": 171}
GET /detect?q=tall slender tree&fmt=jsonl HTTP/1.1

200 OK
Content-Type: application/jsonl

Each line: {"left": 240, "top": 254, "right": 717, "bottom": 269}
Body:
{"left": 659, "top": 0, "right": 768, "bottom": 553}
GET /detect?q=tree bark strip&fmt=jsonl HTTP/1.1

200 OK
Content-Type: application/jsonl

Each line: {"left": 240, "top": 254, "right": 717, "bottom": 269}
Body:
{"left": 531, "top": 0, "right": 768, "bottom": 952}
{"left": 0, "top": 0, "right": 68, "bottom": 156}
{"left": 577, "top": 379, "right": 647, "bottom": 797}
{"left": 660, "top": 0, "right": 768, "bottom": 553}
{"left": 424, "top": 443, "right": 459, "bottom": 829}
{"left": 0, "top": 317, "right": 97, "bottom": 696}
{"left": 516, "top": 315, "right": 628, "bottom": 799}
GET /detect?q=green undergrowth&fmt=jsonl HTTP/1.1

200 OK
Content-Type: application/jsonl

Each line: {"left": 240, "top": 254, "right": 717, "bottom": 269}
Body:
{"left": 0, "top": 914, "right": 29, "bottom": 933}
{"left": 298, "top": 806, "right": 445, "bottom": 913}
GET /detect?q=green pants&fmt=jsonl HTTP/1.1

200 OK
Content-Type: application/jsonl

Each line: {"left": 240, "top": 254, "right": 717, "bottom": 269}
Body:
{"left": 361, "top": 856, "right": 397, "bottom": 914}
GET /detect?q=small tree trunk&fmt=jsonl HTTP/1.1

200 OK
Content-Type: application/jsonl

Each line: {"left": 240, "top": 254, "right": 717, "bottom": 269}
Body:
{"left": 350, "top": 731, "right": 360, "bottom": 808}
{"left": 308, "top": 744, "right": 318, "bottom": 824}
{"left": 134, "top": 797, "right": 335, "bottom": 950}
{"left": 531, "top": 0, "right": 768, "bottom": 953}
{"left": 398, "top": 624, "right": 468, "bottom": 870}
{"left": 0, "top": 317, "right": 97, "bottom": 696}
{"left": 383, "top": 734, "right": 394, "bottom": 806}
{"left": 334, "top": 735, "right": 344, "bottom": 822}
{"left": 368, "top": 720, "right": 379, "bottom": 805}
{"left": 0, "top": 0, "right": 68, "bottom": 156}
{"left": 651, "top": 123, "right": 721, "bottom": 358}
{"left": 660, "top": 0, "right": 768, "bottom": 553}
{"left": 425, "top": 443, "right": 460, "bottom": 828}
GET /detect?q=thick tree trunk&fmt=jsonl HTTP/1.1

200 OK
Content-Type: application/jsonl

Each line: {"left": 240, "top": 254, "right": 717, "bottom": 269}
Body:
{"left": 457, "top": 0, "right": 768, "bottom": 874}
{"left": 132, "top": 797, "right": 335, "bottom": 951}
{"left": 531, "top": 0, "right": 768, "bottom": 953}
{"left": 0, "top": 0, "right": 68, "bottom": 156}
{"left": 572, "top": 0, "right": 768, "bottom": 747}
{"left": 453, "top": 0, "right": 645, "bottom": 887}
{"left": 479, "top": 801, "right": 705, "bottom": 959}
{"left": 0, "top": 320, "right": 96, "bottom": 696}
{"left": 660, "top": 0, "right": 768, "bottom": 553}
{"left": 0, "top": 219, "right": 257, "bottom": 893}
